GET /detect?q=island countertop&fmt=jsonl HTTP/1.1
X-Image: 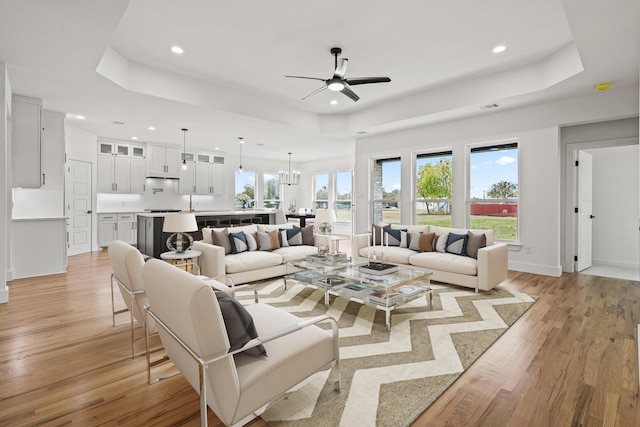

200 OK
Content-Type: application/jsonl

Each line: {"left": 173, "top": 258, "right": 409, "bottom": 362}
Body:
{"left": 136, "top": 209, "right": 278, "bottom": 218}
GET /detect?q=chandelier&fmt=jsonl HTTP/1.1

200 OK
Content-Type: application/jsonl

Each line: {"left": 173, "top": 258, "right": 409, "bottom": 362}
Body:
{"left": 279, "top": 152, "right": 300, "bottom": 186}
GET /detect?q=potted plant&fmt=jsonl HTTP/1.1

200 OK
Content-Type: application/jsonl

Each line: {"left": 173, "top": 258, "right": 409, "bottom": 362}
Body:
{"left": 236, "top": 193, "right": 251, "bottom": 210}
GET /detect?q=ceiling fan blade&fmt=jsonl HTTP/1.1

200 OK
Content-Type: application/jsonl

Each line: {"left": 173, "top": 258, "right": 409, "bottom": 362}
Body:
{"left": 302, "top": 85, "right": 328, "bottom": 100}
{"left": 340, "top": 84, "right": 360, "bottom": 102}
{"left": 285, "top": 75, "right": 326, "bottom": 82}
{"left": 345, "top": 77, "right": 391, "bottom": 86}
{"left": 334, "top": 58, "right": 348, "bottom": 78}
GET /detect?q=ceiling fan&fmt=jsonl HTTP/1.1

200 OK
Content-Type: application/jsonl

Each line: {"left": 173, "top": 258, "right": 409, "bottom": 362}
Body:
{"left": 285, "top": 47, "right": 391, "bottom": 102}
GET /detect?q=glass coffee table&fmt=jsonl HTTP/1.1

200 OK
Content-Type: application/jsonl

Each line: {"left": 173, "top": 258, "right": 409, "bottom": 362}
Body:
{"left": 286, "top": 255, "right": 433, "bottom": 330}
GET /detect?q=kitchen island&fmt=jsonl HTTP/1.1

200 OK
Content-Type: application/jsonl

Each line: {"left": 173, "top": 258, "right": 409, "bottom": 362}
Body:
{"left": 136, "top": 210, "right": 277, "bottom": 258}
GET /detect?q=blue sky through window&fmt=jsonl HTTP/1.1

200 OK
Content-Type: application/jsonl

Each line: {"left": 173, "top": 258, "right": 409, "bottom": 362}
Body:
{"left": 470, "top": 149, "right": 518, "bottom": 198}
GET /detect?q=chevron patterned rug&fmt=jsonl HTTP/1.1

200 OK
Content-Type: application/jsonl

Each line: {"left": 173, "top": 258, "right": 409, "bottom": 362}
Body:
{"left": 238, "top": 279, "right": 536, "bottom": 427}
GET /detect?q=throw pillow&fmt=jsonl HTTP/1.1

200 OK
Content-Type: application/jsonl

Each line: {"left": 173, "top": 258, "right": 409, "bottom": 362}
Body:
{"left": 300, "top": 225, "right": 314, "bottom": 246}
{"left": 256, "top": 231, "right": 272, "bottom": 251}
{"left": 211, "top": 228, "right": 232, "bottom": 255}
{"left": 383, "top": 228, "right": 405, "bottom": 246}
{"left": 215, "top": 293, "right": 266, "bottom": 357}
{"left": 280, "top": 228, "right": 303, "bottom": 247}
{"left": 466, "top": 231, "right": 487, "bottom": 259}
{"left": 417, "top": 232, "right": 436, "bottom": 252}
{"left": 434, "top": 233, "right": 448, "bottom": 253}
{"left": 245, "top": 233, "right": 258, "bottom": 251}
{"left": 268, "top": 230, "right": 280, "bottom": 249}
{"left": 445, "top": 233, "right": 469, "bottom": 256}
{"left": 229, "top": 231, "right": 249, "bottom": 254}
{"left": 372, "top": 224, "right": 390, "bottom": 245}
{"left": 408, "top": 232, "right": 423, "bottom": 251}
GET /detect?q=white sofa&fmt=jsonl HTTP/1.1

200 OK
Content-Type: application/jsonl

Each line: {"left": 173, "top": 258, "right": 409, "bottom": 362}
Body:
{"left": 193, "top": 223, "right": 331, "bottom": 284}
{"left": 353, "top": 224, "right": 508, "bottom": 291}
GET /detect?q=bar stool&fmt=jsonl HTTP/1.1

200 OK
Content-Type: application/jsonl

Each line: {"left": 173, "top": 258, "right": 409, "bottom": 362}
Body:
{"left": 223, "top": 218, "right": 242, "bottom": 228}
{"left": 250, "top": 217, "right": 263, "bottom": 224}
{"left": 205, "top": 219, "right": 220, "bottom": 228}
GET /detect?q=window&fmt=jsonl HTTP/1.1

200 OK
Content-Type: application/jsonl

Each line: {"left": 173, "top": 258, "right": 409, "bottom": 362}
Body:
{"left": 335, "top": 171, "right": 352, "bottom": 223}
{"left": 415, "top": 151, "right": 452, "bottom": 227}
{"left": 235, "top": 171, "right": 255, "bottom": 208}
{"left": 313, "top": 173, "right": 329, "bottom": 210}
{"left": 263, "top": 173, "right": 280, "bottom": 208}
{"left": 372, "top": 157, "right": 401, "bottom": 224}
{"left": 469, "top": 142, "right": 518, "bottom": 241}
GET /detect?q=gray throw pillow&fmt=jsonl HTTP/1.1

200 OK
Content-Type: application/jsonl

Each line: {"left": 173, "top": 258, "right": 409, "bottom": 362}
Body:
{"left": 300, "top": 225, "right": 314, "bottom": 246}
{"left": 215, "top": 293, "right": 266, "bottom": 357}
{"left": 466, "top": 231, "right": 487, "bottom": 259}
{"left": 434, "top": 233, "right": 448, "bottom": 253}
{"left": 211, "top": 228, "right": 232, "bottom": 255}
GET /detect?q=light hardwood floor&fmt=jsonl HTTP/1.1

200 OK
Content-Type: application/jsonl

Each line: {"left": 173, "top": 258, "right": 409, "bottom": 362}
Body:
{"left": 1, "top": 250, "right": 639, "bottom": 426}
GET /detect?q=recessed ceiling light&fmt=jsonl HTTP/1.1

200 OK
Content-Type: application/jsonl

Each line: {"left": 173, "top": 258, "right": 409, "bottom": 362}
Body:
{"left": 171, "top": 46, "right": 184, "bottom": 54}
{"left": 330, "top": 100, "right": 338, "bottom": 105}
{"left": 492, "top": 45, "right": 506, "bottom": 53}
{"left": 75, "top": 115, "right": 85, "bottom": 120}
{"left": 147, "top": 126, "right": 156, "bottom": 131}
{"left": 131, "top": 136, "right": 139, "bottom": 140}
{"left": 595, "top": 82, "right": 613, "bottom": 91}
{"left": 214, "top": 147, "right": 220, "bottom": 150}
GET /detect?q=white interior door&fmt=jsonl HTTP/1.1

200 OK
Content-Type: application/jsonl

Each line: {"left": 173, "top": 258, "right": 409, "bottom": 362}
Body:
{"left": 66, "top": 159, "right": 92, "bottom": 256}
{"left": 576, "top": 151, "right": 593, "bottom": 271}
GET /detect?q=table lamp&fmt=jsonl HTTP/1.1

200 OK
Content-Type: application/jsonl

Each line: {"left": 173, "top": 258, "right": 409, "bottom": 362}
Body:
{"left": 315, "top": 209, "right": 337, "bottom": 235}
{"left": 163, "top": 213, "right": 198, "bottom": 253}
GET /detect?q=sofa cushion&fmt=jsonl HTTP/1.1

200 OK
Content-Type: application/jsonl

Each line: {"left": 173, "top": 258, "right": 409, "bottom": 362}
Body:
{"left": 258, "top": 223, "right": 295, "bottom": 233}
{"left": 445, "top": 233, "right": 468, "bottom": 256}
{"left": 225, "top": 251, "right": 283, "bottom": 274}
{"left": 256, "top": 230, "right": 281, "bottom": 251}
{"left": 416, "top": 232, "right": 435, "bottom": 252}
{"left": 202, "top": 227, "right": 214, "bottom": 244}
{"left": 434, "top": 232, "right": 448, "bottom": 253}
{"left": 466, "top": 231, "right": 487, "bottom": 259}
{"left": 229, "top": 231, "right": 249, "bottom": 254}
{"left": 372, "top": 224, "right": 390, "bottom": 245}
{"left": 212, "top": 228, "right": 232, "bottom": 255}
{"left": 358, "top": 246, "right": 416, "bottom": 265}
{"left": 245, "top": 233, "right": 258, "bottom": 251}
{"left": 383, "top": 228, "right": 406, "bottom": 246}
{"left": 407, "top": 232, "right": 422, "bottom": 250}
{"left": 390, "top": 224, "right": 430, "bottom": 234}
{"left": 431, "top": 225, "right": 494, "bottom": 246}
{"left": 272, "top": 245, "right": 318, "bottom": 262}
{"left": 280, "top": 228, "right": 303, "bottom": 247}
{"left": 300, "top": 225, "right": 314, "bottom": 246}
{"left": 215, "top": 293, "right": 266, "bottom": 357}
{"left": 409, "top": 252, "right": 478, "bottom": 276}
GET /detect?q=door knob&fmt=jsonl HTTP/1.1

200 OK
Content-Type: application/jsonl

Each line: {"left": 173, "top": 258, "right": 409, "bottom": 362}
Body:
{"left": 589, "top": 214, "right": 595, "bottom": 219}
{"left": 87, "top": 210, "right": 92, "bottom": 214}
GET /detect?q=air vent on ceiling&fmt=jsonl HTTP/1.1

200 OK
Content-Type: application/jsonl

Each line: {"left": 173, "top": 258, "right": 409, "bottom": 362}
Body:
{"left": 111, "top": 120, "right": 126, "bottom": 126}
{"left": 480, "top": 103, "right": 501, "bottom": 110}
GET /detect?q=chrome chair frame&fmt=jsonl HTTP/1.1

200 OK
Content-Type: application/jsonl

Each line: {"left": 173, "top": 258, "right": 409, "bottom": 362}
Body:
{"left": 110, "top": 272, "right": 145, "bottom": 359}
{"left": 145, "top": 305, "right": 340, "bottom": 427}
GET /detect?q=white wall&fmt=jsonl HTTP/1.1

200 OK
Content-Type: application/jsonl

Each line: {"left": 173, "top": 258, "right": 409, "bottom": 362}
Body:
{"left": 1, "top": 64, "right": 10, "bottom": 302}
{"left": 588, "top": 145, "right": 639, "bottom": 268}
{"left": 355, "top": 85, "right": 639, "bottom": 276}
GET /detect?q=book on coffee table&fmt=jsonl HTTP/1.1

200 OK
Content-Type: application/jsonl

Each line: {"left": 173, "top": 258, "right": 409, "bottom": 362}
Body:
{"left": 368, "top": 289, "right": 403, "bottom": 305}
{"left": 358, "top": 262, "right": 399, "bottom": 276}
{"left": 339, "top": 282, "right": 375, "bottom": 298}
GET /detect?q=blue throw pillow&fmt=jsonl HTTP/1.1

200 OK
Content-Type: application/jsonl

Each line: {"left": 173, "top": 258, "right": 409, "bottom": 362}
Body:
{"left": 229, "top": 231, "right": 249, "bottom": 254}
{"left": 279, "top": 227, "right": 303, "bottom": 247}
{"left": 384, "top": 228, "right": 407, "bottom": 246}
{"left": 445, "top": 233, "right": 469, "bottom": 256}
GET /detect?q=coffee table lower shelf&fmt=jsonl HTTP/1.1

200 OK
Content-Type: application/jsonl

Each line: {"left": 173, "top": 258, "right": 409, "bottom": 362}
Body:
{"left": 286, "top": 273, "right": 433, "bottom": 331}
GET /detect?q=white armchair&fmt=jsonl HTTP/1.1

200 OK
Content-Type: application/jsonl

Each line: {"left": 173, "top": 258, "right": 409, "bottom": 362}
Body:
{"left": 142, "top": 259, "right": 340, "bottom": 427}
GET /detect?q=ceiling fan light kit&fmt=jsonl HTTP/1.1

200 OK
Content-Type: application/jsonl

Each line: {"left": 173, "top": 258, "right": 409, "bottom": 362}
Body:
{"left": 286, "top": 47, "right": 391, "bottom": 102}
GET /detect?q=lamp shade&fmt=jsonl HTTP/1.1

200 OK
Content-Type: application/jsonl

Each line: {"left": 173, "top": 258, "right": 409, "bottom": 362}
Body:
{"left": 315, "top": 209, "right": 337, "bottom": 224}
{"left": 162, "top": 213, "right": 197, "bottom": 232}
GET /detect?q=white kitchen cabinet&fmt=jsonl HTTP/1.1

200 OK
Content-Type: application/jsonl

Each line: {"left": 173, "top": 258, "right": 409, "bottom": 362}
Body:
{"left": 116, "top": 213, "right": 137, "bottom": 245}
{"left": 98, "top": 213, "right": 138, "bottom": 247}
{"left": 192, "top": 153, "right": 225, "bottom": 195}
{"left": 178, "top": 152, "right": 196, "bottom": 195}
{"left": 11, "top": 95, "right": 43, "bottom": 188}
{"left": 98, "top": 214, "right": 117, "bottom": 247}
{"left": 97, "top": 142, "right": 146, "bottom": 193}
{"left": 147, "top": 145, "right": 181, "bottom": 179}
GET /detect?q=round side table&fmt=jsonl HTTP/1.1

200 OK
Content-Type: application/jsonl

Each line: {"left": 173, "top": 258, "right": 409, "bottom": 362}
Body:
{"left": 160, "top": 250, "right": 202, "bottom": 275}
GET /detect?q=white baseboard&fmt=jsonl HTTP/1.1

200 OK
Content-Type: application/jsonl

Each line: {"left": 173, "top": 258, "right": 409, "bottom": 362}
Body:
{"left": 592, "top": 258, "right": 640, "bottom": 270}
{"left": 509, "top": 261, "right": 563, "bottom": 277}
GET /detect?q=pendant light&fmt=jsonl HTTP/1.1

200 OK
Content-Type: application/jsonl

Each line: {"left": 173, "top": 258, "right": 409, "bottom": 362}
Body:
{"left": 181, "top": 128, "right": 188, "bottom": 170}
{"left": 237, "top": 137, "right": 245, "bottom": 172}
{"left": 279, "top": 152, "right": 300, "bottom": 185}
